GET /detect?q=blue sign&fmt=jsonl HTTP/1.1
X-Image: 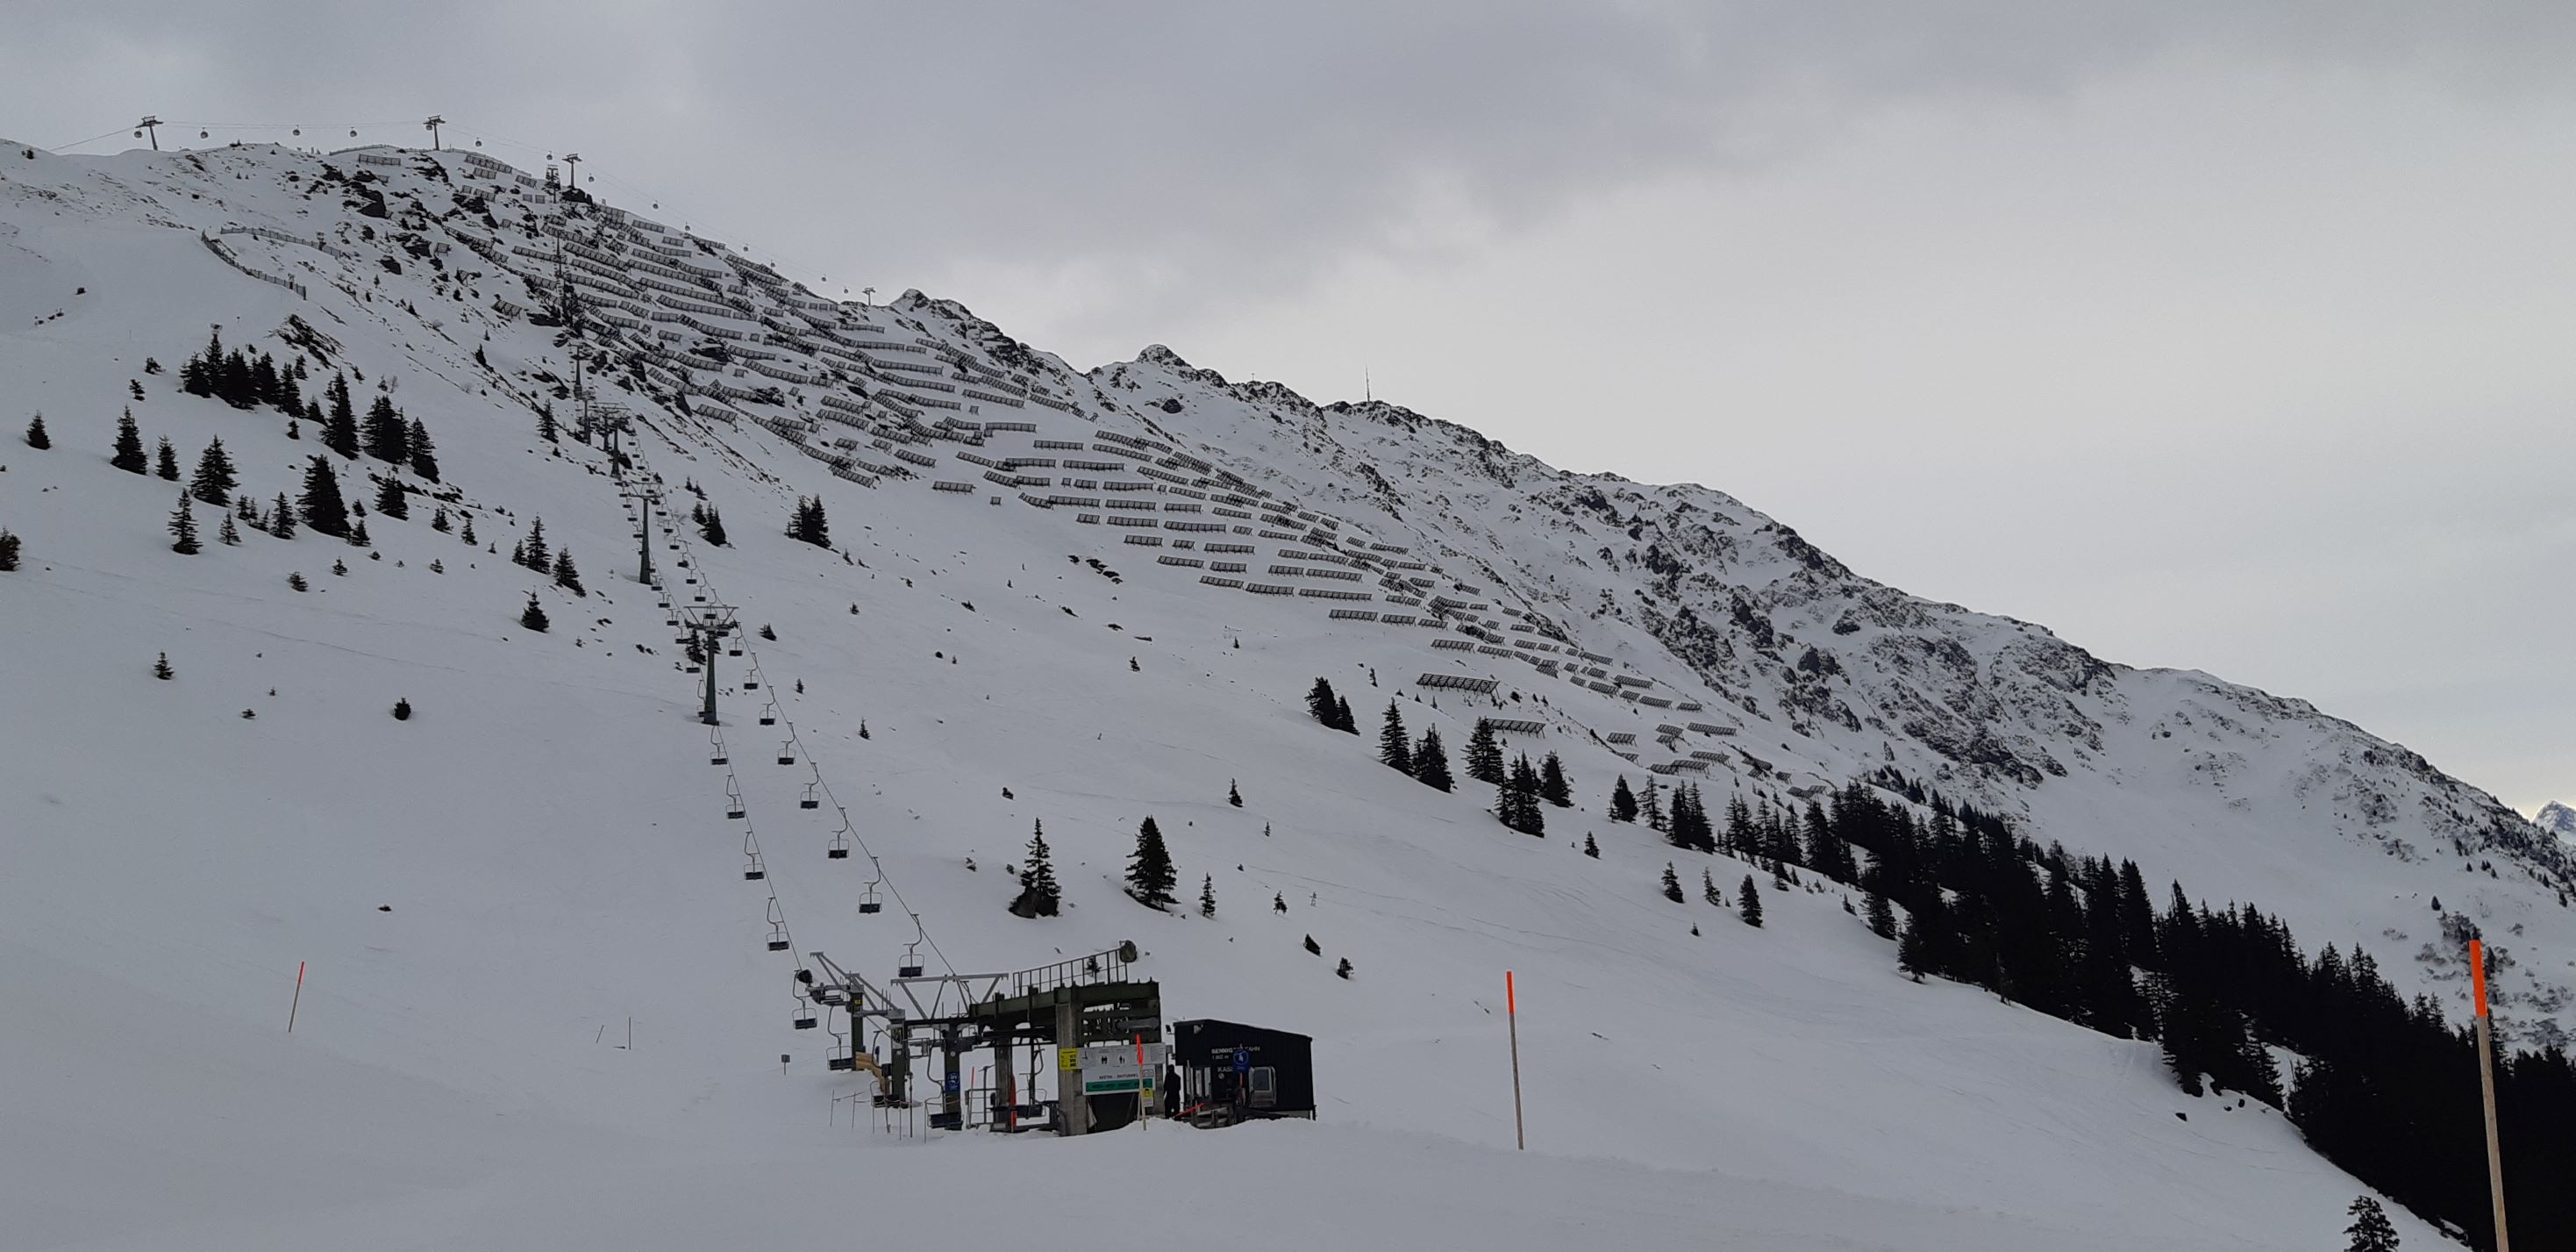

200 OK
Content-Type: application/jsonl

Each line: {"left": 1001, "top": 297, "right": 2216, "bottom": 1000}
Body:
{"left": 1232, "top": 1047, "right": 1252, "bottom": 1072}
{"left": 943, "top": 1074, "right": 960, "bottom": 1093}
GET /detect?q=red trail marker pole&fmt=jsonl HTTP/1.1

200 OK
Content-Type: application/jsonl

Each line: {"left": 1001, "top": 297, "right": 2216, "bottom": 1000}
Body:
{"left": 287, "top": 961, "right": 305, "bottom": 1033}
{"left": 2471, "top": 938, "right": 2511, "bottom": 1252}
{"left": 1507, "top": 970, "right": 1524, "bottom": 1150}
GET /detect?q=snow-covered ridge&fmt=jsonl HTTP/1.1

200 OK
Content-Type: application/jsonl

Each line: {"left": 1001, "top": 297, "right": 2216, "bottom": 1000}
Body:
{"left": 0, "top": 138, "right": 2522, "bottom": 1248}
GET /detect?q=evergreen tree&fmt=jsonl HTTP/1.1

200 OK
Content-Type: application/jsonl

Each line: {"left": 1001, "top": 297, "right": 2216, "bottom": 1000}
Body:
{"left": 154, "top": 437, "right": 180, "bottom": 481}
{"left": 431, "top": 505, "right": 451, "bottom": 533}
{"left": 1378, "top": 702, "right": 1413, "bottom": 774}
{"left": 287, "top": 570, "right": 308, "bottom": 591}
{"left": 2341, "top": 1196, "right": 2399, "bottom": 1252}
{"left": 1581, "top": 831, "right": 1600, "bottom": 858}
{"left": 168, "top": 490, "right": 200, "bottom": 554}
{"left": 392, "top": 698, "right": 413, "bottom": 721}
{"left": 1411, "top": 726, "right": 1453, "bottom": 791}
{"left": 218, "top": 514, "right": 241, "bottom": 546}
{"left": 347, "top": 519, "right": 370, "bottom": 547}
{"left": 1200, "top": 874, "right": 1217, "bottom": 919}
{"left": 520, "top": 518, "right": 550, "bottom": 570}
{"left": 1228, "top": 779, "right": 1243, "bottom": 807}
{"left": 248, "top": 354, "right": 280, "bottom": 408}
{"left": 790, "top": 496, "right": 831, "bottom": 547}
{"left": 153, "top": 651, "right": 174, "bottom": 680}
{"left": 1704, "top": 869, "right": 1724, "bottom": 906}
{"left": 1738, "top": 876, "right": 1763, "bottom": 927}
{"left": 1010, "top": 819, "right": 1060, "bottom": 917}
{"left": 1642, "top": 778, "right": 1666, "bottom": 833}
{"left": 1866, "top": 884, "right": 1898, "bottom": 941}
{"left": 1126, "top": 816, "right": 1177, "bottom": 910}
{"left": 1609, "top": 775, "right": 1638, "bottom": 822}
{"left": 1306, "top": 677, "right": 1340, "bottom": 726}
{"left": 363, "top": 395, "right": 410, "bottom": 463}
{"left": 1333, "top": 694, "right": 1356, "bottom": 733}
{"left": 552, "top": 548, "right": 585, "bottom": 597}
{"left": 1335, "top": 957, "right": 1352, "bottom": 979}
{"left": 0, "top": 527, "right": 19, "bottom": 573}
{"left": 699, "top": 505, "right": 728, "bottom": 547}
{"left": 537, "top": 400, "right": 560, "bottom": 442}
{"left": 322, "top": 375, "right": 360, "bottom": 459}
{"left": 374, "top": 476, "right": 409, "bottom": 520}
{"left": 1538, "top": 752, "right": 1572, "bottom": 807}
{"left": 188, "top": 437, "right": 237, "bottom": 507}
{"left": 1465, "top": 718, "right": 1504, "bottom": 785}
{"left": 297, "top": 456, "right": 348, "bottom": 538}
{"left": 460, "top": 517, "right": 475, "bottom": 545}
{"left": 1662, "top": 863, "right": 1685, "bottom": 903}
{"left": 269, "top": 493, "right": 297, "bottom": 539}
{"left": 518, "top": 592, "right": 550, "bottom": 633}
{"left": 22, "top": 414, "right": 47, "bottom": 449}
{"left": 407, "top": 419, "right": 439, "bottom": 482}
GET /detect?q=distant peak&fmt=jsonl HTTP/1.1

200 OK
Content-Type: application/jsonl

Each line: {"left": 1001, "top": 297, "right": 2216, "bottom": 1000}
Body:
{"left": 2540, "top": 800, "right": 2576, "bottom": 838}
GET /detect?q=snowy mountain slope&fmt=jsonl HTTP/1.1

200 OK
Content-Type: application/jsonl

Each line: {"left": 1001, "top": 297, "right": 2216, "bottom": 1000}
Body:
{"left": 0, "top": 139, "right": 2493, "bottom": 1248}
{"left": 2539, "top": 800, "right": 2575, "bottom": 842}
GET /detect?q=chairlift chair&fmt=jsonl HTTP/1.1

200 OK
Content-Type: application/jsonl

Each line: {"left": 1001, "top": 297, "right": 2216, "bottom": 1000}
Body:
{"left": 760, "top": 701, "right": 779, "bottom": 726}
{"left": 800, "top": 783, "right": 820, "bottom": 810}
{"left": 765, "top": 898, "right": 792, "bottom": 951}
{"left": 777, "top": 741, "right": 796, "bottom": 765}
{"left": 898, "top": 916, "right": 926, "bottom": 977}
{"left": 725, "top": 777, "right": 746, "bottom": 819}
{"left": 858, "top": 862, "right": 884, "bottom": 913}
{"left": 710, "top": 730, "right": 729, "bottom": 766}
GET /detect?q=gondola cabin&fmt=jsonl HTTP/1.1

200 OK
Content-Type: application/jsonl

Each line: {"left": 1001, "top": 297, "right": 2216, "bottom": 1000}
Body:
{"left": 1173, "top": 1019, "right": 1314, "bottom": 1126}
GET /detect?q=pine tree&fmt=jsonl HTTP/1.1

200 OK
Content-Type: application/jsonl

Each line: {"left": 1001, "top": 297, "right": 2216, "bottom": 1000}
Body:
{"left": 392, "top": 698, "right": 413, "bottom": 720}
{"left": 553, "top": 548, "right": 585, "bottom": 596}
{"left": 347, "top": 519, "right": 369, "bottom": 547}
{"left": 287, "top": 571, "right": 308, "bottom": 591}
{"left": 1010, "top": 819, "right": 1060, "bottom": 918}
{"left": 407, "top": 419, "right": 439, "bottom": 482}
{"left": 538, "top": 401, "right": 560, "bottom": 443}
{"left": 699, "top": 505, "right": 728, "bottom": 547}
{"left": 1228, "top": 778, "right": 1243, "bottom": 807}
{"left": 153, "top": 651, "right": 174, "bottom": 680}
{"left": 1641, "top": 778, "right": 1666, "bottom": 832}
{"left": 1378, "top": 702, "right": 1412, "bottom": 774}
{"left": 1200, "top": 874, "right": 1217, "bottom": 919}
{"left": 188, "top": 437, "right": 237, "bottom": 506}
{"left": 22, "top": 414, "right": 47, "bottom": 449}
{"left": 2341, "top": 1196, "right": 2399, "bottom": 1252}
{"left": 374, "top": 476, "right": 409, "bottom": 520}
{"left": 1610, "top": 775, "right": 1638, "bottom": 823}
{"left": 431, "top": 506, "right": 451, "bottom": 533}
{"left": 168, "top": 490, "right": 200, "bottom": 554}
{"left": 1538, "top": 752, "right": 1572, "bottom": 807}
{"left": 218, "top": 514, "right": 242, "bottom": 546}
{"left": 154, "top": 437, "right": 180, "bottom": 481}
{"left": 363, "top": 395, "right": 410, "bottom": 463}
{"left": 1466, "top": 719, "right": 1504, "bottom": 785}
{"left": 1306, "top": 677, "right": 1340, "bottom": 727}
{"left": 460, "top": 517, "right": 475, "bottom": 545}
{"left": 322, "top": 375, "right": 360, "bottom": 458}
{"left": 1583, "top": 832, "right": 1600, "bottom": 858}
{"left": 1411, "top": 726, "right": 1453, "bottom": 791}
{"left": 0, "top": 528, "right": 20, "bottom": 572}
{"left": 1866, "top": 884, "right": 1898, "bottom": 941}
{"left": 1333, "top": 694, "right": 1356, "bottom": 734}
{"left": 298, "top": 456, "right": 348, "bottom": 537}
{"left": 1704, "top": 869, "right": 1724, "bottom": 906}
{"left": 1126, "top": 816, "right": 1176, "bottom": 910}
{"left": 1738, "top": 876, "right": 1763, "bottom": 927}
{"left": 791, "top": 496, "right": 831, "bottom": 547}
{"left": 270, "top": 492, "right": 298, "bottom": 540}
{"left": 518, "top": 592, "right": 550, "bottom": 633}
{"left": 1662, "top": 863, "right": 1686, "bottom": 903}
{"left": 521, "top": 518, "right": 550, "bottom": 571}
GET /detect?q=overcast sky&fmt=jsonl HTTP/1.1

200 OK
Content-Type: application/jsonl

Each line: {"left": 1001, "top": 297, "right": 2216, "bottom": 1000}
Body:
{"left": 12, "top": 2, "right": 2572, "bottom": 812}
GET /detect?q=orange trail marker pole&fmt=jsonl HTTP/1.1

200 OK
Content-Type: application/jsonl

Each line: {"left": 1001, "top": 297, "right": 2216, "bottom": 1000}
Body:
{"left": 287, "top": 961, "right": 305, "bottom": 1033}
{"left": 1507, "top": 970, "right": 1524, "bottom": 1150}
{"left": 2471, "top": 938, "right": 2511, "bottom": 1251}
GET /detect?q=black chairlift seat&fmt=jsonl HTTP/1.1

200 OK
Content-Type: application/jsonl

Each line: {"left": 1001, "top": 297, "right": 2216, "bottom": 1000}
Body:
{"left": 794, "top": 1013, "right": 817, "bottom": 1030}
{"left": 828, "top": 846, "right": 849, "bottom": 860}
{"left": 767, "top": 939, "right": 791, "bottom": 952}
{"left": 898, "top": 962, "right": 924, "bottom": 977}
{"left": 859, "top": 898, "right": 881, "bottom": 913}
{"left": 828, "top": 1056, "right": 856, "bottom": 1071}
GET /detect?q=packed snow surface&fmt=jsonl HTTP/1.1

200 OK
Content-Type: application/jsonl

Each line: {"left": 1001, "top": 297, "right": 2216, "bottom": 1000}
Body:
{"left": 0, "top": 140, "right": 2531, "bottom": 1248}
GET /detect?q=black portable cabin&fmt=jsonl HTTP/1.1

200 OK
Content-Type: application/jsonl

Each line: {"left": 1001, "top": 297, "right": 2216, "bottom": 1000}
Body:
{"left": 1173, "top": 1019, "right": 1315, "bottom": 1124}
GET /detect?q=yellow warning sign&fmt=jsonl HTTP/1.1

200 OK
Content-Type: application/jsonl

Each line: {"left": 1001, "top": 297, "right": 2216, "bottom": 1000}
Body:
{"left": 1059, "top": 1047, "right": 1081, "bottom": 1071}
